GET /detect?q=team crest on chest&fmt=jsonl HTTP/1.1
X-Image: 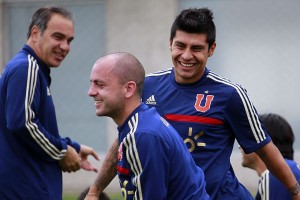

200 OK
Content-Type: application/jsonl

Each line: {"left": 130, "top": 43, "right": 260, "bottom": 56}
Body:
{"left": 194, "top": 93, "right": 214, "bottom": 112}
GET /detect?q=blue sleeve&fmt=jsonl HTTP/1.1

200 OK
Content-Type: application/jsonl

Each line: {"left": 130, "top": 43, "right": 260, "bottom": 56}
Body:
{"left": 124, "top": 131, "right": 169, "bottom": 199}
{"left": 258, "top": 169, "right": 293, "bottom": 200}
{"left": 5, "top": 64, "right": 68, "bottom": 161}
{"left": 224, "top": 86, "right": 271, "bottom": 153}
{"left": 63, "top": 137, "right": 80, "bottom": 153}
{"left": 268, "top": 171, "right": 291, "bottom": 200}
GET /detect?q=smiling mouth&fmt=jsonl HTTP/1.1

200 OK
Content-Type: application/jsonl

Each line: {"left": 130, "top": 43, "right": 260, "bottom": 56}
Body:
{"left": 54, "top": 51, "right": 66, "bottom": 60}
{"left": 179, "top": 61, "right": 194, "bottom": 68}
{"left": 94, "top": 100, "right": 103, "bottom": 106}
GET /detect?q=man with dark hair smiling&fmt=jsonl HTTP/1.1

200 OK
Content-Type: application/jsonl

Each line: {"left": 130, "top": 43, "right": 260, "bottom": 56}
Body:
{"left": 85, "top": 8, "right": 300, "bottom": 200}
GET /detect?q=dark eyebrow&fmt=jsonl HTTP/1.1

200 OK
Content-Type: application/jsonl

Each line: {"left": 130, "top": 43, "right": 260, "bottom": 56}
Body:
{"left": 52, "top": 32, "right": 74, "bottom": 42}
{"left": 192, "top": 44, "right": 206, "bottom": 49}
{"left": 174, "top": 41, "right": 206, "bottom": 50}
{"left": 174, "top": 41, "right": 185, "bottom": 45}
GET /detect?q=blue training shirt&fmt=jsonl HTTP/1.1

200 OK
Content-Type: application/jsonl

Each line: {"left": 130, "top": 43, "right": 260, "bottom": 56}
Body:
{"left": 0, "top": 45, "right": 80, "bottom": 200}
{"left": 142, "top": 67, "right": 271, "bottom": 199}
{"left": 256, "top": 159, "right": 300, "bottom": 200}
{"left": 117, "top": 103, "right": 210, "bottom": 200}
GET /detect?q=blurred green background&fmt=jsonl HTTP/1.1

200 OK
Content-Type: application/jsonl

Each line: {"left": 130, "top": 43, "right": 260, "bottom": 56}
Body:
{"left": 63, "top": 192, "right": 122, "bottom": 200}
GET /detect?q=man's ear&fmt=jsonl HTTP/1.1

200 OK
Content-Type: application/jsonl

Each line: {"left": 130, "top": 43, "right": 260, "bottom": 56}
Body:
{"left": 30, "top": 26, "right": 40, "bottom": 42}
{"left": 208, "top": 42, "right": 216, "bottom": 57}
{"left": 169, "top": 40, "right": 173, "bottom": 52}
{"left": 124, "top": 81, "right": 136, "bottom": 99}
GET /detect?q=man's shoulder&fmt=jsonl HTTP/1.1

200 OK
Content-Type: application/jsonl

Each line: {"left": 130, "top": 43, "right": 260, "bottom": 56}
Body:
{"left": 145, "top": 68, "right": 172, "bottom": 80}
{"left": 206, "top": 70, "right": 248, "bottom": 96}
{"left": 143, "top": 68, "right": 172, "bottom": 92}
{"left": 6, "top": 50, "right": 30, "bottom": 69}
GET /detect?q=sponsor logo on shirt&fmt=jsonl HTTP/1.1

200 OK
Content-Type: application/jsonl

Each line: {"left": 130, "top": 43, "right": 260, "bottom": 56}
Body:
{"left": 145, "top": 95, "right": 157, "bottom": 105}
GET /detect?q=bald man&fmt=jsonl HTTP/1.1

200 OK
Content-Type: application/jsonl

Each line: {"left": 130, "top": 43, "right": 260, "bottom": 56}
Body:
{"left": 87, "top": 52, "right": 210, "bottom": 200}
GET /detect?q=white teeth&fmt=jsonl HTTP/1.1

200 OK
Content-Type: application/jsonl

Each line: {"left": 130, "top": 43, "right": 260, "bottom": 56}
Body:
{"left": 95, "top": 101, "right": 102, "bottom": 105}
{"left": 55, "top": 53, "right": 63, "bottom": 59}
{"left": 180, "top": 62, "right": 193, "bottom": 67}
{"left": 55, "top": 52, "right": 64, "bottom": 59}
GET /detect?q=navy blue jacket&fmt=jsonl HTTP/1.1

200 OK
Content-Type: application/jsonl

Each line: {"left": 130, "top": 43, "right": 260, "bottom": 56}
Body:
{"left": 0, "top": 45, "right": 80, "bottom": 200}
{"left": 117, "top": 103, "right": 210, "bottom": 199}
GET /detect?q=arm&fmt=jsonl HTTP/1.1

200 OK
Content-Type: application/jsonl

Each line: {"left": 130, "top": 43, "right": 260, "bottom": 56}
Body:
{"left": 225, "top": 87, "right": 299, "bottom": 199}
{"left": 5, "top": 66, "right": 69, "bottom": 161}
{"left": 256, "top": 142, "right": 300, "bottom": 199}
{"left": 5, "top": 62, "right": 88, "bottom": 173}
{"left": 85, "top": 138, "right": 118, "bottom": 200}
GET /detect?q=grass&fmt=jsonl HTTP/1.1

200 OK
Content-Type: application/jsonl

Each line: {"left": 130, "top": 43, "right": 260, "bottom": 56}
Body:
{"left": 63, "top": 192, "right": 255, "bottom": 200}
{"left": 63, "top": 194, "right": 78, "bottom": 200}
{"left": 63, "top": 192, "right": 123, "bottom": 200}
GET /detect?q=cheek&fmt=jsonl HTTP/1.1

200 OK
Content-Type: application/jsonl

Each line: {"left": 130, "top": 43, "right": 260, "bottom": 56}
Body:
{"left": 195, "top": 53, "right": 208, "bottom": 62}
{"left": 171, "top": 50, "right": 180, "bottom": 59}
{"left": 102, "top": 89, "right": 118, "bottom": 100}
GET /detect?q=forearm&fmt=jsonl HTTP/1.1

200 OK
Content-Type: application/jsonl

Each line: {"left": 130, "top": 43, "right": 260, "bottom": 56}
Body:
{"left": 257, "top": 142, "right": 300, "bottom": 198}
{"left": 89, "top": 139, "right": 119, "bottom": 195}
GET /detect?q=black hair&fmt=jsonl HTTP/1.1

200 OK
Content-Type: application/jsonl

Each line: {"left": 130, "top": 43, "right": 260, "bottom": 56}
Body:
{"left": 260, "top": 113, "right": 295, "bottom": 160}
{"left": 170, "top": 7, "right": 216, "bottom": 48}
{"left": 27, "top": 5, "right": 73, "bottom": 39}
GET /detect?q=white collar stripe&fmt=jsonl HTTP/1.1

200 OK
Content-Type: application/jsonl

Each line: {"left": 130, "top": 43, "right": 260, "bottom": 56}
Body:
{"left": 146, "top": 68, "right": 172, "bottom": 77}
